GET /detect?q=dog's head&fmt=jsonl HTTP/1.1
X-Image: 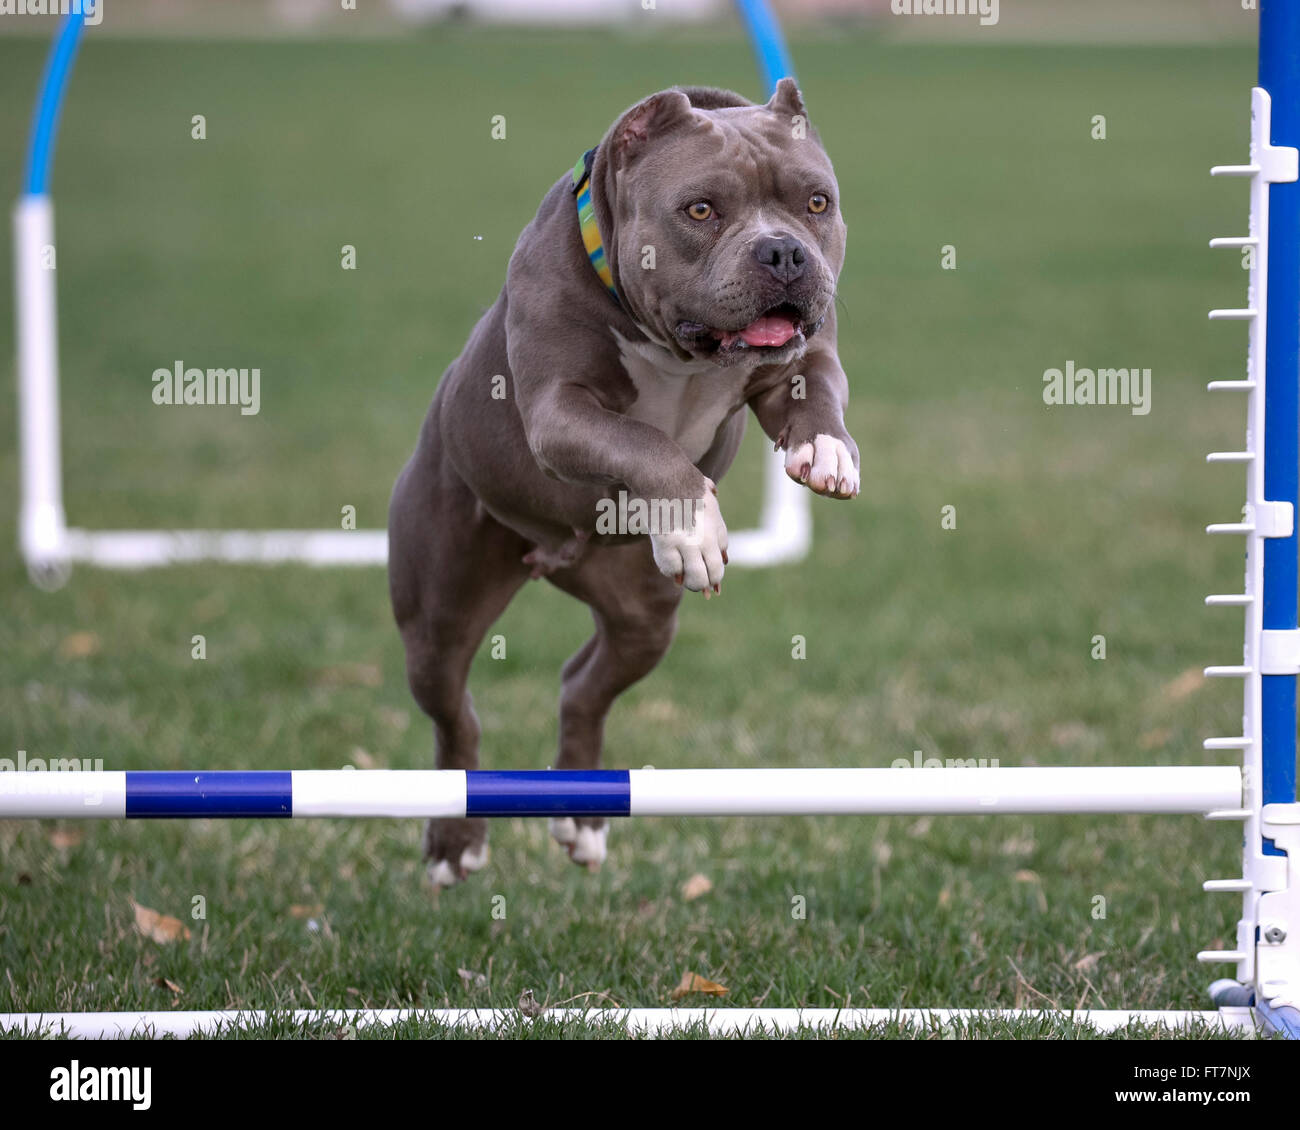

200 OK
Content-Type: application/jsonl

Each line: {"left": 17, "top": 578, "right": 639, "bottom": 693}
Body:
{"left": 591, "top": 79, "right": 845, "bottom": 368}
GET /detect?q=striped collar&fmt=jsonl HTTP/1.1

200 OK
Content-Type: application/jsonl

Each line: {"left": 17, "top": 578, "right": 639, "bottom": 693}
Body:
{"left": 571, "top": 147, "right": 619, "bottom": 304}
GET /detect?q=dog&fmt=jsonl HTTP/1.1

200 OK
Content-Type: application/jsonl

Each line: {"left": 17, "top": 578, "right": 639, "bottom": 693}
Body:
{"left": 388, "top": 79, "right": 859, "bottom": 888}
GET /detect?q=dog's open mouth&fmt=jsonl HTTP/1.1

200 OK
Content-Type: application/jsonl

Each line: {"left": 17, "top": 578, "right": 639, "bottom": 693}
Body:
{"left": 676, "top": 303, "right": 818, "bottom": 356}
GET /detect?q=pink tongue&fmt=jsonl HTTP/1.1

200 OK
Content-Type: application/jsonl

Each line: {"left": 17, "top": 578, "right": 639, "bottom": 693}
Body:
{"left": 739, "top": 314, "right": 797, "bottom": 348}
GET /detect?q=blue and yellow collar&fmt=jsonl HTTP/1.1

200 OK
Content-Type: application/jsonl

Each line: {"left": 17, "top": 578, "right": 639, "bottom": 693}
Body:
{"left": 572, "top": 147, "right": 618, "bottom": 304}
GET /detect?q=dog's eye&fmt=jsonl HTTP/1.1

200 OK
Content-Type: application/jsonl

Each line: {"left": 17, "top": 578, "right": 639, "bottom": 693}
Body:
{"left": 808, "top": 193, "right": 830, "bottom": 214}
{"left": 686, "top": 201, "right": 713, "bottom": 221}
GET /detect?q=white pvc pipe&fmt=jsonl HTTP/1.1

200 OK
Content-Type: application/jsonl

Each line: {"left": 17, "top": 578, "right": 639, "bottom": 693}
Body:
{"left": 292, "top": 770, "right": 465, "bottom": 818}
{"left": 724, "top": 452, "right": 812, "bottom": 567}
{"left": 13, "top": 194, "right": 69, "bottom": 584}
{"left": 0, "top": 1007, "right": 1256, "bottom": 1040}
{"left": 46, "top": 453, "right": 809, "bottom": 572}
{"left": 628, "top": 766, "right": 1240, "bottom": 815}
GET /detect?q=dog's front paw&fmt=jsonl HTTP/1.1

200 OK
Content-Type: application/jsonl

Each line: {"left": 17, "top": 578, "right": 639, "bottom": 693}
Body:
{"left": 784, "top": 434, "right": 859, "bottom": 499}
{"left": 550, "top": 816, "right": 608, "bottom": 872}
{"left": 648, "top": 480, "right": 728, "bottom": 593}
{"left": 424, "top": 817, "right": 489, "bottom": 891}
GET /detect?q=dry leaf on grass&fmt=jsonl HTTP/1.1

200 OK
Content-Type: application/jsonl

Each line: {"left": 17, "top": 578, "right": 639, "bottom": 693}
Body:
{"left": 131, "top": 899, "right": 191, "bottom": 944}
{"left": 1139, "top": 727, "right": 1173, "bottom": 751}
{"left": 1073, "top": 952, "right": 1105, "bottom": 972}
{"left": 1013, "top": 870, "right": 1040, "bottom": 883}
{"left": 288, "top": 904, "right": 324, "bottom": 919}
{"left": 48, "top": 828, "right": 83, "bottom": 849}
{"left": 58, "top": 631, "right": 100, "bottom": 660}
{"left": 152, "top": 977, "right": 183, "bottom": 996}
{"left": 1161, "top": 667, "right": 1204, "bottom": 703}
{"left": 518, "top": 989, "right": 545, "bottom": 1017}
{"left": 670, "top": 971, "right": 728, "bottom": 1000}
{"left": 312, "top": 663, "right": 382, "bottom": 688}
{"left": 458, "top": 968, "right": 488, "bottom": 989}
{"left": 680, "top": 873, "right": 713, "bottom": 901}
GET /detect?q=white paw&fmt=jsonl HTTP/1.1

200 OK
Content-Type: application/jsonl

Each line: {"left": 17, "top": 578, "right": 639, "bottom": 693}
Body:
{"left": 784, "top": 434, "right": 859, "bottom": 498}
{"left": 648, "top": 480, "right": 728, "bottom": 592}
{"left": 550, "top": 817, "right": 608, "bottom": 870}
{"left": 550, "top": 816, "right": 577, "bottom": 846}
{"left": 427, "top": 841, "right": 490, "bottom": 891}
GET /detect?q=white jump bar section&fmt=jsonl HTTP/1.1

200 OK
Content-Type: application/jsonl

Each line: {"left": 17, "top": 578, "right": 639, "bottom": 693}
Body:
{"left": 291, "top": 770, "right": 466, "bottom": 818}
{"left": 0, "top": 1007, "right": 1256, "bottom": 1040}
{"left": 628, "top": 767, "right": 1241, "bottom": 816}
{"left": 0, "top": 771, "right": 126, "bottom": 817}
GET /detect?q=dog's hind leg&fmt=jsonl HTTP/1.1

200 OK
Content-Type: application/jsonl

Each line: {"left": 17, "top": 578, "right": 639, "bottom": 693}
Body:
{"left": 388, "top": 450, "right": 532, "bottom": 890}
{"left": 544, "top": 540, "right": 684, "bottom": 869}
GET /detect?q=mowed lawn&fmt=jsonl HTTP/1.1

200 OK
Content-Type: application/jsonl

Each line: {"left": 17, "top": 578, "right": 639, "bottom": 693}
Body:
{"left": 0, "top": 29, "right": 1264, "bottom": 1037}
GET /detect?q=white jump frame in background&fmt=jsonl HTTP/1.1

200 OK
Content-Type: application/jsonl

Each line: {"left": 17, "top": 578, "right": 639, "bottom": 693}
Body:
{"left": 12, "top": 3, "right": 809, "bottom": 590}
{"left": 5, "top": 1, "right": 1300, "bottom": 1041}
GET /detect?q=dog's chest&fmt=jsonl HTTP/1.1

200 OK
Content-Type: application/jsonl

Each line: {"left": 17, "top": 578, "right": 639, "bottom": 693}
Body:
{"left": 613, "top": 332, "right": 749, "bottom": 463}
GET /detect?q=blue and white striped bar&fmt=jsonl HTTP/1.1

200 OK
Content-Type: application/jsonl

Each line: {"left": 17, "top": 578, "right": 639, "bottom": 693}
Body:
{"left": 0, "top": 766, "right": 1242, "bottom": 820}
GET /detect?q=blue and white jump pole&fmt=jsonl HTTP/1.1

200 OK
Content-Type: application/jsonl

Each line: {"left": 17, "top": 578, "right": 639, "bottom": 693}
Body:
{"left": 4, "top": 2, "right": 1300, "bottom": 1040}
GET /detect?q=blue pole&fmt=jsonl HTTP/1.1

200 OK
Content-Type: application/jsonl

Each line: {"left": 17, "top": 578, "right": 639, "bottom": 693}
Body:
{"left": 735, "top": 0, "right": 796, "bottom": 97}
{"left": 1260, "top": 0, "right": 1300, "bottom": 843}
{"left": 23, "top": 11, "right": 85, "bottom": 197}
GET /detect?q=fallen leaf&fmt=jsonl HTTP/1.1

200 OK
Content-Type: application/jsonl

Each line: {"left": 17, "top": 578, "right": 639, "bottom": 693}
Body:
{"left": 152, "top": 977, "right": 183, "bottom": 995}
{"left": 131, "top": 899, "right": 191, "bottom": 944}
{"left": 58, "top": 631, "right": 100, "bottom": 660}
{"left": 312, "top": 663, "right": 381, "bottom": 688}
{"left": 48, "top": 828, "right": 83, "bottom": 849}
{"left": 1049, "top": 721, "right": 1091, "bottom": 749}
{"left": 1161, "top": 667, "right": 1204, "bottom": 703}
{"left": 349, "top": 747, "right": 377, "bottom": 769}
{"left": 1013, "top": 870, "right": 1040, "bottom": 883}
{"left": 1073, "top": 952, "right": 1104, "bottom": 972}
{"left": 670, "top": 971, "right": 728, "bottom": 1000}
{"left": 288, "top": 904, "right": 323, "bottom": 919}
{"left": 680, "top": 873, "right": 713, "bottom": 901}
{"left": 377, "top": 707, "right": 410, "bottom": 732}
{"left": 1139, "top": 727, "right": 1173, "bottom": 751}
{"left": 635, "top": 700, "right": 678, "bottom": 722}
{"left": 458, "top": 967, "right": 488, "bottom": 989}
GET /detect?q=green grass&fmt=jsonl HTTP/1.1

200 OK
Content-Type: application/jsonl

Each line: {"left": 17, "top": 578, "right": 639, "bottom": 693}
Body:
{"left": 0, "top": 30, "right": 1265, "bottom": 1038}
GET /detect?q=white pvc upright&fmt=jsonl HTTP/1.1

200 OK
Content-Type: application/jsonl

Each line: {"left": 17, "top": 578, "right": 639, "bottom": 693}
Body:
{"left": 13, "top": 195, "right": 69, "bottom": 587}
{"left": 1201, "top": 87, "right": 1300, "bottom": 984}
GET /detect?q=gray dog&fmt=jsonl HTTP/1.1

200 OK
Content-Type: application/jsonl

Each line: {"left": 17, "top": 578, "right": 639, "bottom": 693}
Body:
{"left": 388, "top": 79, "right": 859, "bottom": 888}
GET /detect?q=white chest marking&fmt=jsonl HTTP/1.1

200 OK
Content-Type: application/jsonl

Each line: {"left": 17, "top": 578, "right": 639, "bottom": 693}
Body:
{"left": 613, "top": 331, "right": 750, "bottom": 463}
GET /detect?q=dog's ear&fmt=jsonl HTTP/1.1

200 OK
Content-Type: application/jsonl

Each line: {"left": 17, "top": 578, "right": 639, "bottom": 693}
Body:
{"left": 608, "top": 89, "right": 695, "bottom": 165}
{"left": 765, "top": 77, "right": 808, "bottom": 122}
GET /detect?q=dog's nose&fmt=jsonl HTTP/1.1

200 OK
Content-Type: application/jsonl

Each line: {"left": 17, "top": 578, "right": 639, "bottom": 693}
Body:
{"left": 753, "top": 234, "right": 807, "bottom": 283}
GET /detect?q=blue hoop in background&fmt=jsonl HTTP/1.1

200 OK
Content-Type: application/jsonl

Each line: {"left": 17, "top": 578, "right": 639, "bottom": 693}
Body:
{"left": 23, "top": 9, "right": 84, "bottom": 197}
{"left": 735, "top": 0, "right": 796, "bottom": 96}
{"left": 23, "top": 1, "right": 793, "bottom": 198}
